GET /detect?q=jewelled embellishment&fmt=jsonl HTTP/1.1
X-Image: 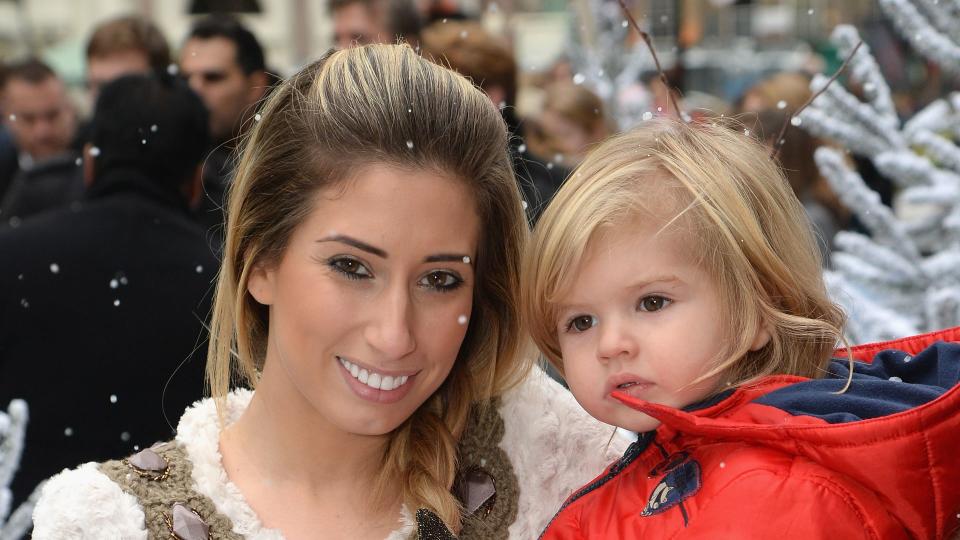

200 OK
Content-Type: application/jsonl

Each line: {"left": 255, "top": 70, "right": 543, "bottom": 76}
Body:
{"left": 124, "top": 447, "right": 170, "bottom": 481}
{"left": 453, "top": 468, "right": 496, "bottom": 518}
{"left": 415, "top": 508, "right": 457, "bottom": 540}
{"left": 164, "top": 503, "right": 211, "bottom": 540}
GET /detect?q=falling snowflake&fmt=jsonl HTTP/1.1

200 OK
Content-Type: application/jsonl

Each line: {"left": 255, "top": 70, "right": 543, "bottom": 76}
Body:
{"left": 406, "top": 140, "right": 414, "bottom": 149}
{"left": 195, "top": 265, "right": 203, "bottom": 273}
{"left": 89, "top": 146, "right": 101, "bottom": 157}
{"left": 109, "top": 394, "right": 118, "bottom": 404}
{"left": 49, "top": 263, "right": 59, "bottom": 274}
{"left": 150, "top": 124, "right": 158, "bottom": 132}
{"left": 167, "top": 64, "right": 179, "bottom": 76}
{"left": 457, "top": 315, "right": 468, "bottom": 325}
{"left": 777, "top": 100, "right": 787, "bottom": 110}
{"left": 113, "top": 299, "right": 121, "bottom": 307}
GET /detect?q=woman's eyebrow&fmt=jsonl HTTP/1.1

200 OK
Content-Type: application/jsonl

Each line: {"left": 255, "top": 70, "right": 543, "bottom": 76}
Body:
{"left": 316, "top": 235, "right": 387, "bottom": 258}
{"left": 424, "top": 253, "right": 471, "bottom": 263}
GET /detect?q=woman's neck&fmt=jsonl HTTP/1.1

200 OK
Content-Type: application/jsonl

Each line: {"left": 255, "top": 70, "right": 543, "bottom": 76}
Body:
{"left": 225, "top": 377, "right": 388, "bottom": 489}
{"left": 219, "top": 366, "right": 405, "bottom": 538}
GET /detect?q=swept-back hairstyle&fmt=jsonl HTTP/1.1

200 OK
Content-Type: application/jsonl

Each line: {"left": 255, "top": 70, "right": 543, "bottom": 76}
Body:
{"left": 206, "top": 44, "right": 530, "bottom": 530}
{"left": 524, "top": 118, "right": 845, "bottom": 390}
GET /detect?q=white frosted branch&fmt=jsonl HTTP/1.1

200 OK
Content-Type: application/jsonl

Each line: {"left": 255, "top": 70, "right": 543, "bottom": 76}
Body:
{"left": 799, "top": 107, "right": 890, "bottom": 157}
{"left": 913, "top": 0, "right": 960, "bottom": 43}
{"left": 903, "top": 98, "right": 954, "bottom": 136}
{"left": 908, "top": 130, "right": 960, "bottom": 174}
{"left": 879, "top": 0, "right": 960, "bottom": 76}
{"left": 922, "top": 248, "right": 960, "bottom": 284}
{"left": 815, "top": 147, "right": 920, "bottom": 259}
{"left": 873, "top": 150, "right": 940, "bottom": 187}
{"left": 811, "top": 73, "right": 902, "bottom": 144}
{"left": 831, "top": 25, "right": 898, "bottom": 120}
{"left": 0, "top": 480, "right": 44, "bottom": 540}
{"left": 0, "top": 401, "right": 26, "bottom": 492}
{"left": 898, "top": 182, "right": 960, "bottom": 205}
{"left": 826, "top": 272, "right": 921, "bottom": 343}
{"left": 926, "top": 287, "right": 960, "bottom": 331}
{"left": 832, "top": 231, "right": 925, "bottom": 284}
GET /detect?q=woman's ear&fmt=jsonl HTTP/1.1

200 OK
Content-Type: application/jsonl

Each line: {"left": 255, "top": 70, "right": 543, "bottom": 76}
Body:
{"left": 749, "top": 321, "right": 772, "bottom": 352}
{"left": 247, "top": 263, "right": 276, "bottom": 306}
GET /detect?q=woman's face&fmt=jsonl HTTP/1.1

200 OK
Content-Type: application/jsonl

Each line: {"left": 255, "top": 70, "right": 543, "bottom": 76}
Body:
{"left": 248, "top": 164, "right": 480, "bottom": 436}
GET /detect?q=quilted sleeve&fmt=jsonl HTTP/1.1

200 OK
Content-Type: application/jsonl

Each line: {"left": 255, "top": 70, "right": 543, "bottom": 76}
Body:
{"left": 498, "top": 367, "right": 630, "bottom": 539}
{"left": 32, "top": 462, "right": 148, "bottom": 540}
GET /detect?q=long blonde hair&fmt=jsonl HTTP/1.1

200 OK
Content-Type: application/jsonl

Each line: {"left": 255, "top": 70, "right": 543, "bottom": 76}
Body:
{"left": 524, "top": 118, "right": 845, "bottom": 390}
{"left": 207, "top": 44, "right": 530, "bottom": 530}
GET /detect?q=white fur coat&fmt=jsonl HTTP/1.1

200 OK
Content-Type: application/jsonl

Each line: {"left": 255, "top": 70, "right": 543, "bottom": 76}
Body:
{"left": 32, "top": 368, "right": 627, "bottom": 539}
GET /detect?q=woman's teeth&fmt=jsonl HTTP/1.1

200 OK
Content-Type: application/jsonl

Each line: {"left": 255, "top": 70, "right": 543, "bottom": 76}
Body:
{"left": 338, "top": 357, "right": 409, "bottom": 391}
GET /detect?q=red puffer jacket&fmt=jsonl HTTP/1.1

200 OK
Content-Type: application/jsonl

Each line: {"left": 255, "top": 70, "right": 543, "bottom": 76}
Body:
{"left": 540, "top": 327, "right": 960, "bottom": 539}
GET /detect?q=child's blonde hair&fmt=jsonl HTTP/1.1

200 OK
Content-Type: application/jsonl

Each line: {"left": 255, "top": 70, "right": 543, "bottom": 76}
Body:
{"left": 523, "top": 118, "right": 846, "bottom": 390}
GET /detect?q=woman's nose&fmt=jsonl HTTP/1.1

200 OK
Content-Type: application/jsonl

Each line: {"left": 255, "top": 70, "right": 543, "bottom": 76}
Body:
{"left": 364, "top": 285, "right": 416, "bottom": 360}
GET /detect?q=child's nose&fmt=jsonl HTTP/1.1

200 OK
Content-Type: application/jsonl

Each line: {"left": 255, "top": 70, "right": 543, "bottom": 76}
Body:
{"left": 596, "top": 317, "right": 636, "bottom": 362}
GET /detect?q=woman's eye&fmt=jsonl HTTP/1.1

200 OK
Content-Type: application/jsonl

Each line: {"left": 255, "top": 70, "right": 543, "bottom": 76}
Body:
{"left": 419, "top": 271, "right": 463, "bottom": 292}
{"left": 565, "top": 315, "right": 597, "bottom": 333}
{"left": 638, "top": 295, "right": 671, "bottom": 312}
{"left": 328, "top": 257, "right": 372, "bottom": 280}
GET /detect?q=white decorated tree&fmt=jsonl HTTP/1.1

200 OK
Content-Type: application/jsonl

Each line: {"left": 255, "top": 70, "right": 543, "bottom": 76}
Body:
{"left": 0, "top": 400, "right": 36, "bottom": 540}
{"left": 568, "top": 0, "right": 657, "bottom": 129}
{"left": 797, "top": 4, "right": 960, "bottom": 343}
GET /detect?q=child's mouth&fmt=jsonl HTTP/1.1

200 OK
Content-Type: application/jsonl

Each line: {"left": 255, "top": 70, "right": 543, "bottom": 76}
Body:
{"left": 617, "top": 382, "right": 641, "bottom": 389}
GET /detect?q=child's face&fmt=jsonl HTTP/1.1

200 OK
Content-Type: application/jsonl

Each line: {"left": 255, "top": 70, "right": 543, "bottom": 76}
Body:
{"left": 555, "top": 219, "right": 726, "bottom": 433}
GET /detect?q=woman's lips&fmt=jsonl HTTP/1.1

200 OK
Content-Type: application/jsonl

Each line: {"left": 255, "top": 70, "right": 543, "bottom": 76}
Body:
{"left": 337, "top": 356, "right": 419, "bottom": 404}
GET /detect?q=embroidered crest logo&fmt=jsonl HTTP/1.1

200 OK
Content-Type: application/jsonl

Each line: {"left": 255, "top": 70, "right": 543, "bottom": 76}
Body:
{"left": 640, "top": 457, "right": 702, "bottom": 517}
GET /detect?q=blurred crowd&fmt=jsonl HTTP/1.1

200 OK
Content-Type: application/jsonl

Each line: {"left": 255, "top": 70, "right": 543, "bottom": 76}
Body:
{"left": 0, "top": 0, "right": 934, "bottom": 514}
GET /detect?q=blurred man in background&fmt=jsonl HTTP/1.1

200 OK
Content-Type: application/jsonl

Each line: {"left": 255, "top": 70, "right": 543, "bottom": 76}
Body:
{"left": 330, "top": 0, "right": 423, "bottom": 48}
{"left": 421, "top": 21, "right": 569, "bottom": 223}
{"left": 179, "top": 15, "right": 269, "bottom": 247}
{"left": 0, "top": 74, "right": 215, "bottom": 509}
{"left": 0, "top": 59, "right": 80, "bottom": 224}
{"left": 85, "top": 15, "right": 171, "bottom": 103}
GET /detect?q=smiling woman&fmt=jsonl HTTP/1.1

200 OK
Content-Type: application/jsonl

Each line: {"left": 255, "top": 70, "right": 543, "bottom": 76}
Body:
{"left": 31, "top": 44, "right": 627, "bottom": 540}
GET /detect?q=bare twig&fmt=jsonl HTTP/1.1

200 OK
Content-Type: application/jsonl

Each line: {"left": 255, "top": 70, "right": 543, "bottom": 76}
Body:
{"left": 617, "top": 0, "right": 683, "bottom": 119}
{"left": 770, "top": 40, "right": 864, "bottom": 160}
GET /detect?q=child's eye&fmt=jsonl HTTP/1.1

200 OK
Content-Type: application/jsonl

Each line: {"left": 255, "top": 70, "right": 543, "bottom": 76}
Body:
{"left": 328, "top": 256, "right": 373, "bottom": 280}
{"left": 565, "top": 315, "right": 597, "bottom": 333}
{"left": 418, "top": 271, "right": 463, "bottom": 292}
{"left": 637, "top": 295, "right": 671, "bottom": 312}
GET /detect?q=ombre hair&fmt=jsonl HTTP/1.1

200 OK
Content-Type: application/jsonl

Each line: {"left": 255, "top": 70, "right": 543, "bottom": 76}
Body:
{"left": 206, "top": 44, "right": 530, "bottom": 531}
{"left": 523, "top": 118, "right": 846, "bottom": 390}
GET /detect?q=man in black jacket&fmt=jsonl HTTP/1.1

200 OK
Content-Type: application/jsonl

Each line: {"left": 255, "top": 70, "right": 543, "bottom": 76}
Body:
{"left": 0, "top": 74, "right": 216, "bottom": 509}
